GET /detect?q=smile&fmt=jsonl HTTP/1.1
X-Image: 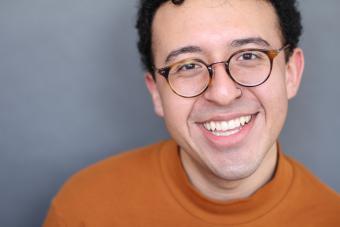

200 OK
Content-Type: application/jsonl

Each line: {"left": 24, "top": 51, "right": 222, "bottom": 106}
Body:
{"left": 203, "top": 115, "right": 252, "bottom": 137}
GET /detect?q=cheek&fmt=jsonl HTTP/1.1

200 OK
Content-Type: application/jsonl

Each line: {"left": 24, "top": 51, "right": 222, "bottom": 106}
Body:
{"left": 247, "top": 61, "right": 287, "bottom": 115}
{"left": 257, "top": 69, "right": 289, "bottom": 128}
{"left": 158, "top": 89, "right": 196, "bottom": 137}
{"left": 263, "top": 88, "right": 288, "bottom": 120}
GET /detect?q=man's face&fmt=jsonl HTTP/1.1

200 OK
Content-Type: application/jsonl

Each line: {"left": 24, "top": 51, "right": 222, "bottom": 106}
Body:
{"left": 146, "top": 0, "right": 303, "bottom": 180}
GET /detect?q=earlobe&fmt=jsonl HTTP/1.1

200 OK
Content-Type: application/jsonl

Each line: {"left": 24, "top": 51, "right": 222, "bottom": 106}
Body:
{"left": 145, "top": 73, "right": 164, "bottom": 117}
{"left": 285, "top": 48, "right": 305, "bottom": 99}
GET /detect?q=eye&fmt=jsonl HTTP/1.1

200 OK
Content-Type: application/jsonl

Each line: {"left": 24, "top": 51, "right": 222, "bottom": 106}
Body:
{"left": 176, "top": 62, "right": 202, "bottom": 72}
{"left": 238, "top": 52, "right": 259, "bottom": 61}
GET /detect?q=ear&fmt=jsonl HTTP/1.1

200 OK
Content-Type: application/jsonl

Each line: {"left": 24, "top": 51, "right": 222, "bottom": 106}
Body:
{"left": 285, "top": 48, "right": 305, "bottom": 99}
{"left": 145, "top": 73, "right": 164, "bottom": 117}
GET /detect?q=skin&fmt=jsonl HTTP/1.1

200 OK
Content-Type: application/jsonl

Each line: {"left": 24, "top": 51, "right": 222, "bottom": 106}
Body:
{"left": 145, "top": 0, "right": 304, "bottom": 201}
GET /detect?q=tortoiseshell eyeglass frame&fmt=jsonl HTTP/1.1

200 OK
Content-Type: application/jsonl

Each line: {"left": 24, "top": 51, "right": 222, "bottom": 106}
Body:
{"left": 153, "top": 44, "right": 290, "bottom": 98}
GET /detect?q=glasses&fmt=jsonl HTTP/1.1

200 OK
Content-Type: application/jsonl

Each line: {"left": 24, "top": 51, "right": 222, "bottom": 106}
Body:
{"left": 154, "top": 45, "right": 290, "bottom": 98}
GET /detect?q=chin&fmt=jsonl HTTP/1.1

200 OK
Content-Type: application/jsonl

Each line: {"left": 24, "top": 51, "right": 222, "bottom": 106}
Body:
{"left": 211, "top": 162, "right": 259, "bottom": 181}
{"left": 205, "top": 147, "right": 266, "bottom": 181}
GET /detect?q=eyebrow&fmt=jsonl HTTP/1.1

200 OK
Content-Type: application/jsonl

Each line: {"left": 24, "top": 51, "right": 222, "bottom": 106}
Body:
{"left": 230, "top": 37, "right": 271, "bottom": 48}
{"left": 165, "top": 46, "right": 202, "bottom": 64}
{"left": 163, "top": 37, "right": 270, "bottom": 64}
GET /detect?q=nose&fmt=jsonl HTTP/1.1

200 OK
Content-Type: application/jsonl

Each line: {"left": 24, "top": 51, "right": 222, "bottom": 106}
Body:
{"left": 203, "top": 63, "right": 242, "bottom": 105}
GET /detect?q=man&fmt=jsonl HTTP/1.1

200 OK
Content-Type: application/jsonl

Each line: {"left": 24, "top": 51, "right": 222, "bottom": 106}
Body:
{"left": 44, "top": 0, "right": 340, "bottom": 226}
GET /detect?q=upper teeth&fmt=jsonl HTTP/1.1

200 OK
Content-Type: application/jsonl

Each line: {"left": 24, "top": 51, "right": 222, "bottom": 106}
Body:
{"left": 203, "top": 115, "right": 251, "bottom": 132}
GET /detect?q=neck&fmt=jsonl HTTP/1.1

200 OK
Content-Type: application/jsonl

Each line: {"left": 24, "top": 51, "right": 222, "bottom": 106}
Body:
{"left": 180, "top": 145, "right": 278, "bottom": 201}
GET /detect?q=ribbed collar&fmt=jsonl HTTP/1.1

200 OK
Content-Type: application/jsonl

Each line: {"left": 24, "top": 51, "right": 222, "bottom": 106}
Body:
{"left": 159, "top": 140, "right": 294, "bottom": 225}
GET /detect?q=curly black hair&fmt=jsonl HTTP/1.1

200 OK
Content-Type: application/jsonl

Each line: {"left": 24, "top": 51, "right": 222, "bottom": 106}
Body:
{"left": 136, "top": 0, "right": 302, "bottom": 75}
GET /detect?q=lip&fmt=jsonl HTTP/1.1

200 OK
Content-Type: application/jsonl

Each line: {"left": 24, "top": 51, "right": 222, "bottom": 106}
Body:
{"left": 198, "top": 113, "right": 257, "bottom": 148}
{"left": 198, "top": 111, "right": 256, "bottom": 123}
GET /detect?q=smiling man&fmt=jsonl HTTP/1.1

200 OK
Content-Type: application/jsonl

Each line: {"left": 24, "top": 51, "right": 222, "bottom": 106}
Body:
{"left": 44, "top": 0, "right": 340, "bottom": 226}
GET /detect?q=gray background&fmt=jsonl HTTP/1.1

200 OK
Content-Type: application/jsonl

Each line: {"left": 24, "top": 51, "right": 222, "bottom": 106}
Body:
{"left": 0, "top": 0, "right": 339, "bottom": 226}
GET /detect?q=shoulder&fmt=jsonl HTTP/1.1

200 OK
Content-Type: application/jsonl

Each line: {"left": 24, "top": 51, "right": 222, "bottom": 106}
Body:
{"left": 285, "top": 155, "right": 340, "bottom": 221}
{"left": 51, "top": 140, "right": 170, "bottom": 212}
{"left": 69, "top": 141, "right": 165, "bottom": 181}
{"left": 63, "top": 140, "right": 168, "bottom": 189}
{"left": 287, "top": 155, "right": 339, "bottom": 198}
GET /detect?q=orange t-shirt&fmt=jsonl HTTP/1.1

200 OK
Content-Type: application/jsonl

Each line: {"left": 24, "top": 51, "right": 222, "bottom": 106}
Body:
{"left": 44, "top": 140, "right": 340, "bottom": 226}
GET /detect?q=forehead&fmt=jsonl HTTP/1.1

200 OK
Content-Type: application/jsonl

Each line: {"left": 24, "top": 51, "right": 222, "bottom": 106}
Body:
{"left": 152, "top": 0, "right": 282, "bottom": 61}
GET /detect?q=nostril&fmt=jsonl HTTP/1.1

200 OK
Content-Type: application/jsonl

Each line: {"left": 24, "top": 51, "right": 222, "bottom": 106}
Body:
{"left": 236, "top": 87, "right": 243, "bottom": 99}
